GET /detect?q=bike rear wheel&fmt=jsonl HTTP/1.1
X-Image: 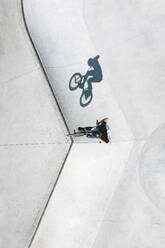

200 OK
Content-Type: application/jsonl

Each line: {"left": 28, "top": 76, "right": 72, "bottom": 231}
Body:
{"left": 69, "top": 73, "right": 82, "bottom": 90}
{"left": 80, "top": 89, "right": 93, "bottom": 107}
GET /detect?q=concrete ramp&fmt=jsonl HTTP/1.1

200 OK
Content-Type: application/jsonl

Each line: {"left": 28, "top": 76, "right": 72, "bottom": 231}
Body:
{"left": 23, "top": 0, "right": 133, "bottom": 143}
{"left": 2, "top": 0, "right": 165, "bottom": 247}
{"left": 0, "top": 1, "right": 70, "bottom": 247}
{"left": 23, "top": 0, "right": 165, "bottom": 248}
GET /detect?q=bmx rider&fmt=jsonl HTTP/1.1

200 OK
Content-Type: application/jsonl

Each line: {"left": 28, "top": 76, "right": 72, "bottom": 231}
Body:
{"left": 78, "top": 118, "right": 111, "bottom": 144}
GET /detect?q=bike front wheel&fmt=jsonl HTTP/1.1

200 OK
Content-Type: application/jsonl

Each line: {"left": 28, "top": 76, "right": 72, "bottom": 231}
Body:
{"left": 67, "top": 132, "right": 85, "bottom": 137}
{"left": 69, "top": 73, "right": 82, "bottom": 90}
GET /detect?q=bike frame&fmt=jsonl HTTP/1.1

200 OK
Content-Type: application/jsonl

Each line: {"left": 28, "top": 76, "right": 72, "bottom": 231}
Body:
{"left": 67, "top": 123, "right": 99, "bottom": 138}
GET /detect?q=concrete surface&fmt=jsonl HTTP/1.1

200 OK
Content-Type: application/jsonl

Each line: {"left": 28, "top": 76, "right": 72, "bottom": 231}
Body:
{"left": 1, "top": 0, "right": 165, "bottom": 248}
{"left": 0, "top": 1, "right": 70, "bottom": 248}
{"left": 23, "top": 0, "right": 165, "bottom": 248}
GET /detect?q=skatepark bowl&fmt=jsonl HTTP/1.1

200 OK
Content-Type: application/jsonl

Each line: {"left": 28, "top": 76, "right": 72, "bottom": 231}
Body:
{"left": 0, "top": 0, "right": 165, "bottom": 248}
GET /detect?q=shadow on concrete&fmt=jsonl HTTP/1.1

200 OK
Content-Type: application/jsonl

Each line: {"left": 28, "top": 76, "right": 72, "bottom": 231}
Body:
{"left": 69, "top": 55, "right": 103, "bottom": 107}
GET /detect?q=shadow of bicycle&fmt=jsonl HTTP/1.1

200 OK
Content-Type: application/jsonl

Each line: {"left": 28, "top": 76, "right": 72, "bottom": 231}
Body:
{"left": 69, "top": 72, "right": 93, "bottom": 107}
{"left": 69, "top": 56, "right": 103, "bottom": 107}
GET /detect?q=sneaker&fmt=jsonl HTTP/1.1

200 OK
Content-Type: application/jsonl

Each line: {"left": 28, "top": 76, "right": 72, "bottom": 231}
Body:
{"left": 78, "top": 127, "right": 84, "bottom": 131}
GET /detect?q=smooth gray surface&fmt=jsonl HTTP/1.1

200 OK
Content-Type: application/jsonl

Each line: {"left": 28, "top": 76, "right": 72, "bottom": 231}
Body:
{"left": 31, "top": 142, "right": 134, "bottom": 248}
{"left": 1, "top": 0, "right": 165, "bottom": 247}
{"left": 0, "top": 144, "right": 68, "bottom": 247}
{"left": 0, "top": 1, "right": 70, "bottom": 247}
{"left": 0, "top": 1, "right": 38, "bottom": 83}
{"left": 23, "top": 0, "right": 165, "bottom": 248}
{"left": 139, "top": 123, "right": 165, "bottom": 213}
{"left": 84, "top": 0, "right": 165, "bottom": 139}
{"left": 93, "top": 141, "right": 165, "bottom": 248}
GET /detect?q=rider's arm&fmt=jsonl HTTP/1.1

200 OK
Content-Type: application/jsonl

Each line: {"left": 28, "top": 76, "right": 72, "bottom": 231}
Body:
{"left": 97, "top": 118, "right": 109, "bottom": 126}
{"left": 94, "top": 55, "right": 100, "bottom": 60}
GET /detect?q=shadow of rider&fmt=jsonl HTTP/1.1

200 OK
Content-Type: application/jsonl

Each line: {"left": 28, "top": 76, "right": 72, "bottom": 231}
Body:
{"left": 85, "top": 55, "right": 103, "bottom": 90}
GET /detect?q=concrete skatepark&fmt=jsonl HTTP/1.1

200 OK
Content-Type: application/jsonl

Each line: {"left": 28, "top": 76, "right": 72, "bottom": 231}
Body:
{"left": 0, "top": 0, "right": 165, "bottom": 247}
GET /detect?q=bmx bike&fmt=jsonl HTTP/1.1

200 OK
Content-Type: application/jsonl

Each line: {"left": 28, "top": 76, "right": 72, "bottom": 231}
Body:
{"left": 67, "top": 127, "right": 95, "bottom": 138}
{"left": 69, "top": 69, "right": 93, "bottom": 107}
{"left": 67, "top": 121, "right": 101, "bottom": 140}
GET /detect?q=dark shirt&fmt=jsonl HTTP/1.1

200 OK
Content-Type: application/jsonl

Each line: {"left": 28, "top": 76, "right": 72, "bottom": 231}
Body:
{"left": 98, "top": 121, "right": 109, "bottom": 143}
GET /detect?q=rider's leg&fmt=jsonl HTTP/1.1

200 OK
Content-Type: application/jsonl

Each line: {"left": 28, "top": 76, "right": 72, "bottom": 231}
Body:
{"left": 87, "top": 77, "right": 93, "bottom": 90}
{"left": 78, "top": 126, "right": 93, "bottom": 132}
{"left": 87, "top": 73, "right": 102, "bottom": 89}
{"left": 79, "top": 70, "right": 93, "bottom": 89}
{"left": 85, "top": 126, "right": 93, "bottom": 131}
{"left": 84, "top": 70, "right": 94, "bottom": 89}
{"left": 88, "top": 75, "right": 101, "bottom": 85}
{"left": 78, "top": 127, "right": 85, "bottom": 131}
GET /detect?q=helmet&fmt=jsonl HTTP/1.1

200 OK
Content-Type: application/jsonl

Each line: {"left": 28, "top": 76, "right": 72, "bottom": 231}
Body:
{"left": 93, "top": 131, "right": 101, "bottom": 138}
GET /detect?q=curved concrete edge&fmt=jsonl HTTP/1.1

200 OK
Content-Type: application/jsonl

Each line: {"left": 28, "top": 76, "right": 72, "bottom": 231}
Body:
{"left": 26, "top": 143, "right": 73, "bottom": 248}
{"left": 22, "top": 1, "right": 165, "bottom": 248}
{"left": 20, "top": 1, "right": 73, "bottom": 247}
{"left": 0, "top": 1, "right": 72, "bottom": 248}
{"left": 22, "top": 0, "right": 134, "bottom": 144}
{"left": 21, "top": 0, "right": 72, "bottom": 140}
{"left": 22, "top": 1, "right": 136, "bottom": 248}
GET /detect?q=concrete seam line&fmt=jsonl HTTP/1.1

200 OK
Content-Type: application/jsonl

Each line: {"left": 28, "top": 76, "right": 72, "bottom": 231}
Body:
{"left": 0, "top": 142, "right": 70, "bottom": 147}
{"left": 20, "top": 1, "right": 73, "bottom": 247}
{"left": 0, "top": 66, "right": 40, "bottom": 86}
{"left": 26, "top": 142, "right": 73, "bottom": 248}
